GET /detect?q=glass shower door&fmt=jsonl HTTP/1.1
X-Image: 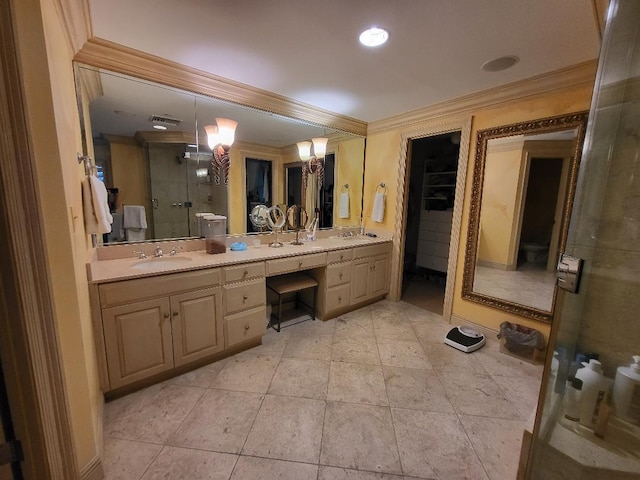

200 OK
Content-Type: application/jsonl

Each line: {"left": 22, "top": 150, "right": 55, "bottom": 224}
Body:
{"left": 527, "top": 1, "right": 640, "bottom": 477}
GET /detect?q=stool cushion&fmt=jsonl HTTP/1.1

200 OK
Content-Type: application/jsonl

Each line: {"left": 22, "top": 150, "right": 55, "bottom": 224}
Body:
{"left": 267, "top": 273, "right": 318, "bottom": 295}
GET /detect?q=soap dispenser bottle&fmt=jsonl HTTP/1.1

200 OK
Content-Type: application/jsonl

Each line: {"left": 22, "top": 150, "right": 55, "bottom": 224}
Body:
{"left": 575, "top": 359, "right": 608, "bottom": 429}
{"left": 613, "top": 355, "right": 640, "bottom": 423}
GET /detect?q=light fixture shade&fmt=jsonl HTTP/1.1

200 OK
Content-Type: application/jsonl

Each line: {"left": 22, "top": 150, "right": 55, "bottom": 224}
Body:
{"left": 215, "top": 118, "right": 238, "bottom": 146}
{"left": 312, "top": 137, "right": 328, "bottom": 158}
{"left": 204, "top": 124, "right": 219, "bottom": 150}
{"left": 297, "top": 141, "right": 312, "bottom": 161}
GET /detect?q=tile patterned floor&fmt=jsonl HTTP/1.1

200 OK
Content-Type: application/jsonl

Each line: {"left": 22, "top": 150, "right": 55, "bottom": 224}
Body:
{"left": 103, "top": 300, "right": 543, "bottom": 480}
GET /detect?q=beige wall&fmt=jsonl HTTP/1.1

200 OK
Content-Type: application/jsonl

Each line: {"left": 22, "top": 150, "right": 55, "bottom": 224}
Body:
{"left": 477, "top": 142, "right": 525, "bottom": 269}
{"left": 364, "top": 84, "right": 594, "bottom": 339}
{"left": 14, "top": 0, "right": 101, "bottom": 473}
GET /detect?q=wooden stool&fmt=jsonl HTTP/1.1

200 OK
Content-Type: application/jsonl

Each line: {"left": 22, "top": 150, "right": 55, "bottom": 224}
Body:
{"left": 266, "top": 272, "right": 318, "bottom": 332}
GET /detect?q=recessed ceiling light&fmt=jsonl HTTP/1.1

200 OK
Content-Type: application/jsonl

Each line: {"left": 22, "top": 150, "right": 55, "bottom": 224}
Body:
{"left": 481, "top": 56, "right": 520, "bottom": 72}
{"left": 359, "top": 27, "right": 389, "bottom": 47}
{"left": 153, "top": 125, "right": 168, "bottom": 130}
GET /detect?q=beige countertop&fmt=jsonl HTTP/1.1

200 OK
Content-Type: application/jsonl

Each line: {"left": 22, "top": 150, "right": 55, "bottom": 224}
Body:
{"left": 87, "top": 236, "right": 392, "bottom": 284}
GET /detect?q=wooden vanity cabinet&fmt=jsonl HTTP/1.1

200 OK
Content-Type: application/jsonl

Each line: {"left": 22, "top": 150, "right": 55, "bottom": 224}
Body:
{"left": 97, "top": 268, "right": 222, "bottom": 390}
{"left": 350, "top": 243, "right": 391, "bottom": 305}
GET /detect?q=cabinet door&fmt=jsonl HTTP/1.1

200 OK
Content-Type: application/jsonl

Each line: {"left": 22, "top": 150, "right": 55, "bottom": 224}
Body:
{"left": 370, "top": 256, "right": 390, "bottom": 297}
{"left": 350, "top": 259, "right": 370, "bottom": 305}
{"left": 171, "top": 287, "right": 223, "bottom": 367}
{"left": 103, "top": 297, "right": 172, "bottom": 389}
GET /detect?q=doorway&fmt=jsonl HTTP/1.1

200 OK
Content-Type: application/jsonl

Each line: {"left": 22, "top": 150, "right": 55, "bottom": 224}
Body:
{"left": 401, "top": 133, "right": 461, "bottom": 315}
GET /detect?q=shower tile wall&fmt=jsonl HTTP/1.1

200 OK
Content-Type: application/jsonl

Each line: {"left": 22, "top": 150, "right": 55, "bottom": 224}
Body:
{"left": 149, "top": 144, "right": 191, "bottom": 239}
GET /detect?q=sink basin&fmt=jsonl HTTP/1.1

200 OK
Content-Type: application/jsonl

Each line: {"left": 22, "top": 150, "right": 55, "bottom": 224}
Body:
{"left": 131, "top": 256, "right": 193, "bottom": 270}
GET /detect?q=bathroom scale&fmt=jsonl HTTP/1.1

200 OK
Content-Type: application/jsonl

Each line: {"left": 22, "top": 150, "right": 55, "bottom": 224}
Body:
{"left": 444, "top": 326, "right": 486, "bottom": 353}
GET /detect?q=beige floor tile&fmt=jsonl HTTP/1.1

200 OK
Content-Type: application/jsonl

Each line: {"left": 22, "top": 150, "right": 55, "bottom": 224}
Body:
{"left": 327, "top": 362, "right": 388, "bottom": 406}
{"left": 318, "top": 465, "right": 404, "bottom": 479}
{"left": 377, "top": 338, "right": 431, "bottom": 369}
{"left": 438, "top": 372, "right": 521, "bottom": 419}
{"left": 383, "top": 366, "right": 454, "bottom": 413}
{"left": 283, "top": 333, "right": 333, "bottom": 361}
{"left": 104, "top": 383, "right": 205, "bottom": 443}
{"left": 492, "top": 374, "right": 541, "bottom": 420}
{"left": 332, "top": 335, "right": 381, "bottom": 365}
{"left": 164, "top": 359, "right": 228, "bottom": 388}
{"left": 243, "top": 328, "right": 291, "bottom": 357}
{"left": 373, "top": 317, "right": 417, "bottom": 341}
{"left": 422, "top": 343, "right": 487, "bottom": 374}
{"left": 288, "top": 318, "right": 336, "bottom": 337}
{"left": 459, "top": 414, "right": 527, "bottom": 480}
{"left": 412, "top": 320, "right": 454, "bottom": 344}
{"left": 103, "top": 437, "right": 162, "bottom": 480}
{"left": 230, "top": 456, "right": 318, "bottom": 480}
{"left": 320, "top": 402, "right": 402, "bottom": 475}
{"left": 243, "top": 395, "right": 325, "bottom": 463}
{"left": 334, "top": 314, "right": 376, "bottom": 338}
{"left": 392, "top": 408, "right": 488, "bottom": 479}
{"left": 169, "top": 389, "right": 263, "bottom": 453}
{"left": 140, "top": 446, "right": 238, "bottom": 480}
{"left": 475, "top": 346, "right": 543, "bottom": 379}
{"left": 268, "top": 357, "right": 330, "bottom": 399}
{"left": 211, "top": 354, "right": 279, "bottom": 393}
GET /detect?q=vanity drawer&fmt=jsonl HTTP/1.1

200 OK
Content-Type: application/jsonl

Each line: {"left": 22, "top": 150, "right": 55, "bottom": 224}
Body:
{"left": 352, "top": 242, "right": 392, "bottom": 260}
{"left": 225, "top": 306, "right": 266, "bottom": 347}
{"left": 325, "top": 284, "right": 351, "bottom": 312}
{"left": 99, "top": 268, "right": 221, "bottom": 308}
{"left": 223, "top": 262, "right": 265, "bottom": 283}
{"left": 266, "top": 252, "right": 327, "bottom": 276}
{"left": 223, "top": 278, "right": 266, "bottom": 315}
{"left": 326, "top": 262, "right": 352, "bottom": 287}
{"left": 327, "top": 249, "right": 352, "bottom": 264}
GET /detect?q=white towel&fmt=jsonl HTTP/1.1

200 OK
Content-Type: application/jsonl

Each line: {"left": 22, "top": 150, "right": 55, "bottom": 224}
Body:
{"left": 125, "top": 229, "right": 146, "bottom": 241}
{"left": 123, "top": 205, "right": 147, "bottom": 229}
{"left": 81, "top": 175, "right": 113, "bottom": 234}
{"left": 338, "top": 192, "right": 350, "bottom": 219}
{"left": 372, "top": 192, "right": 385, "bottom": 223}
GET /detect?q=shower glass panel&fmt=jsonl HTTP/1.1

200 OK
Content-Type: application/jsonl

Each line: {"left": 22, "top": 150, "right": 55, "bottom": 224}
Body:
{"left": 527, "top": 1, "right": 640, "bottom": 478}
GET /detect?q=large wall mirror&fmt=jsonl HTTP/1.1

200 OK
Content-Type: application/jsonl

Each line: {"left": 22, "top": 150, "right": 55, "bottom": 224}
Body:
{"left": 462, "top": 112, "right": 588, "bottom": 322}
{"left": 75, "top": 64, "right": 365, "bottom": 243}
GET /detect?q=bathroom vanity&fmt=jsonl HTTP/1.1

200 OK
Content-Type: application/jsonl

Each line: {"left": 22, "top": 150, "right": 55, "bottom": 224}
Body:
{"left": 87, "top": 237, "right": 391, "bottom": 394}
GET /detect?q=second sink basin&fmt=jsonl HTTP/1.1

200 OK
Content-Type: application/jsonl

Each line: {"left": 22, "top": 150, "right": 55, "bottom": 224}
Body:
{"left": 132, "top": 256, "right": 193, "bottom": 270}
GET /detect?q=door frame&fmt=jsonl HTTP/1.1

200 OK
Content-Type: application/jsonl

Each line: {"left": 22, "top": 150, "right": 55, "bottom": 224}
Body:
{"left": 389, "top": 116, "right": 472, "bottom": 322}
{"left": 0, "top": 0, "right": 77, "bottom": 476}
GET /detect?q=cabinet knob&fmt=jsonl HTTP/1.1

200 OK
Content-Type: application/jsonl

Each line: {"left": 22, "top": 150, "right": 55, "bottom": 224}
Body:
{"left": 339, "top": 273, "right": 343, "bottom": 279}
{"left": 243, "top": 295, "right": 248, "bottom": 301}
{"left": 244, "top": 324, "right": 250, "bottom": 331}
{"left": 163, "top": 312, "right": 170, "bottom": 319}
{"left": 172, "top": 311, "right": 179, "bottom": 317}
{"left": 243, "top": 270, "right": 248, "bottom": 277}
{"left": 338, "top": 296, "right": 342, "bottom": 302}
{"left": 298, "top": 261, "right": 303, "bottom": 268}
{"left": 340, "top": 254, "right": 344, "bottom": 261}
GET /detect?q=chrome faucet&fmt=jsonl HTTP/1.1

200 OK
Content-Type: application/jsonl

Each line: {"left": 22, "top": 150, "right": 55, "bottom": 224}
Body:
{"left": 169, "top": 246, "right": 181, "bottom": 256}
{"left": 154, "top": 245, "right": 163, "bottom": 257}
{"left": 132, "top": 249, "right": 147, "bottom": 259}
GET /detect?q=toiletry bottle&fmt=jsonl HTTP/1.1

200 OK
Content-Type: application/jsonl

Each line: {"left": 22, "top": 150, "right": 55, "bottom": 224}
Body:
{"left": 575, "top": 359, "right": 608, "bottom": 429}
{"left": 613, "top": 355, "right": 640, "bottom": 423}
{"left": 563, "top": 377, "right": 583, "bottom": 424}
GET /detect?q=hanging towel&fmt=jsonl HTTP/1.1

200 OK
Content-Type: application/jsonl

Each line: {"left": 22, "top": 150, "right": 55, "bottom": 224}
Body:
{"left": 81, "top": 175, "right": 113, "bottom": 234}
{"left": 338, "top": 191, "right": 350, "bottom": 219}
{"left": 125, "top": 228, "right": 146, "bottom": 241}
{"left": 123, "top": 205, "right": 147, "bottom": 229}
{"left": 372, "top": 191, "right": 385, "bottom": 223}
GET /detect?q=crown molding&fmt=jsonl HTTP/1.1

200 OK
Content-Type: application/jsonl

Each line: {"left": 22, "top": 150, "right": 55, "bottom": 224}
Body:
{"left": 53, "top": 0, "right": 92, "bottom": 53}
{"left": 367, "top": 60, "right": 597, "bottom": 135}
{"left": 74, "top": 37, "right": 367, "bottom": 137}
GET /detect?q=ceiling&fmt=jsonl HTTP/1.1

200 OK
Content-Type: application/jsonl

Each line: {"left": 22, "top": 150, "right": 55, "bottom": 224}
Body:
{"left": 87, "top": 0, "right": 600, "bottom": 124}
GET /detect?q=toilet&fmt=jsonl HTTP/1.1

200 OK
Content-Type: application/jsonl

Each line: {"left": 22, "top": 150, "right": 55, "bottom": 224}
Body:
{"left": 520, "top": 242, "right": 549, "bottom": 263}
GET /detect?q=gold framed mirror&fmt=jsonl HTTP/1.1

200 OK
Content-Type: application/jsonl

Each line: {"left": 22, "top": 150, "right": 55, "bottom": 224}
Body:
{"left": 462, "top": 112, "right": 588, "bottom": 322}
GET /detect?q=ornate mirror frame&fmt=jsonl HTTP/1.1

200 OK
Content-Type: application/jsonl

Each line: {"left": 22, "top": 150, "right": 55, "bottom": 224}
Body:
{"left": 462, "top": 112, "right": 589, "bottom": 322}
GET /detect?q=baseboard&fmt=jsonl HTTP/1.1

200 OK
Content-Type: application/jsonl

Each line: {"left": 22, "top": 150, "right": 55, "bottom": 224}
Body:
{"left": 80, "top": 454, "right": 104, "bottom": 480}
